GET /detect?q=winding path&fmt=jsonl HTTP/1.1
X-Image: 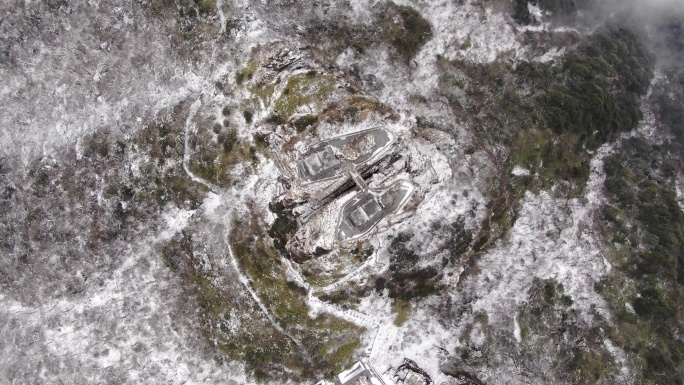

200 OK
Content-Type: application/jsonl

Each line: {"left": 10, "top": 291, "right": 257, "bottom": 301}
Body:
{"left": 222, "top": 226, "right": 313, "bottom": 363}
{"left": 182, "top": 97, "right": 220, "bottom": 194}
{"left": 176, "top": 19, "right": 310, "bottom": 360}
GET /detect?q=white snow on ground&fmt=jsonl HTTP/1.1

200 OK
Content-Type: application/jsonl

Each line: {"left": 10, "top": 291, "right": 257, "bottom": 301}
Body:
{"left": 360, "top": 298, "right": 455, "bottom": 385}
{"left": 308, "top": 295, "right": 378, "bottom": 329}
{"left": 469, "top": 142, "right": 614, "bottom": 324}
{"left": 347, "top": 140, "right": 616, "bottom": 385}
{"left": 513, "top": 314, "right": 522, "bottom": 343}
{"left": 0, "top": 1, "right": 206, "bottom": 169}
{"left": 337, "top": 0, "right": 580, "bottom": 121}
{"left": 418, "top": 2, "right": 523, "bottom": 64}
{"left": 0, "top": 2, "right": 269, "bottom": 383}
{"left": 0, "top": 202, "right": 247, "bottom": 384}
{"left": 631, "top": 73, "right": 665, "bottom": 143}
{"left": 2, "top": 0, "right": 657, "bottom": 383}
{"left": 528, "top": 3, "right": 545, "bottom": 21}
{"left": 337, "top": 0, "right": 527, "bottom": 116}
{"left": 358, "top": 102, "right": 669, "bottom": 384}
{"left": 156, "top": 205, "right": 196, "bottom": 243}
{"left": 675, "top": 177, "right": 684, "bottom": 211}
{"left": 512, "top": 165, "right": 531, "bottom": 177}
{"left": 534, "top": 46, "right": 567, "bottom": 62}
{"left": 184, "top": 97, "right": 221, "bottom": 194}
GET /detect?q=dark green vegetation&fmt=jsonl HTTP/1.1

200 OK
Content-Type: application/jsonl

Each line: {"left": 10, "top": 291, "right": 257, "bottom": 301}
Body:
{"left": 657, "top": 93, "right": 684, "bottom": 138}
{"left": 237, "top": 56, "right": 399, "bottom": 162}
{"left": 598, "top": 136, "right": 684, "bottom": 385}
{"left": 379, "top": 232, "right": 444, "bottom": 300}
{"left": 293, "top": 115, "right": 318, "bottom": 132}
{"left": 243, "top": 109, "right": 254, "bottom": 123}
{"left": 540, "top": 25, "right": 653, "bottom": 144}
{"left": 273, "top": 72, "right": 336, "bottom": 119}
{"left": 188, "top": 115, "right": 264, "bottom": 185}
{"left": 161, "top": 210, "right": 363, "bottom": 382}
{"left": 305, "top": 1, "right": 432, "bottom": 62}
{"left": 654, "top": 16, "right": 684, "bottom": 140}
{"left": 433, "top": 22, "right": 653, "bottom": 256}
{"left": 373, "top": 214, "right": 473, "bottom": 299}
{"left": 235, "top": 46, "right": 399, "bottom": 154}
{"left": 148, "top": 0, "right": 216, "bottom": 17}
{"left": 427, "top": 21, "right": 672, "bottom": 382}
{"left": 161, "top": 229, "right": 306, "bottom": 382}
{"left": 34, "top": 95, "right": 360, "bottom": 382}
{"left": 236, "top": 61, "right": 257, "bottom": 86}
{"left": 513, "top": 0, "right": 534, "bottom": 24}
{"left": 391, "top": 299, "right": 412, "bottom": 326}
{"left": 443, "top": 22, "right": 651, "bottom": 183}
{"left": 376, "top": 2, "right": 434, "bottom": 62}
{"left": 268, "top": 201, "right": 298, "bottom": 256}
{"left": 593, "top": 18, "right": 684, "bottom": 383}
{"left": 439, "top": 279, "right": 618, "bottom": 385}
{"left": 517, "top": 279, "right": 617, "bottom": 384}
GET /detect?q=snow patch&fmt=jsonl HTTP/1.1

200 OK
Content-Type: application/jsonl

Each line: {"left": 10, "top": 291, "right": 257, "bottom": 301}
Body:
{"left": 156, "top": 205, "right": 196, "bottom": 243}
{"left": 513, "top": 314, "right": 522, "bottom": 343}
{"left": 511, "top": 165, "right": 531, "bottom": 176}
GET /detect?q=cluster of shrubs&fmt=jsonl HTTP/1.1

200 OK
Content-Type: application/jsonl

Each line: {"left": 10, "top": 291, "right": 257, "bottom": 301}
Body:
{"left": 514, "top": 23, "right": 655, "bottom": 149}
{"left": 434, "top": 22, "right": 653, "bottom": 198}
{"left": 517, "top": 279, "right": 616, "bottom": 383}
{"left": 374, "top": 232, "right": 444, "bottom": 300}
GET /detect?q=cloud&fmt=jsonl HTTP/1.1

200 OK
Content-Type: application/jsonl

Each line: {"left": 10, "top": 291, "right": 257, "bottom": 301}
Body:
{"left": 595, "top": 0, "right": 684, "bottom": 20}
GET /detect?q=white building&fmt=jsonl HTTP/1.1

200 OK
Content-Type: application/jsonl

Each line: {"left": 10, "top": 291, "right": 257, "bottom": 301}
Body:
{"left": 337, "top": 360, "right": 388, "bottom": 385}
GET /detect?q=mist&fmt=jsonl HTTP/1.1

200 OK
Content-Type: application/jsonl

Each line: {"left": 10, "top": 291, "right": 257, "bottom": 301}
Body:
{"left": 579, "top": 0, "right": 683, "bottom": 73}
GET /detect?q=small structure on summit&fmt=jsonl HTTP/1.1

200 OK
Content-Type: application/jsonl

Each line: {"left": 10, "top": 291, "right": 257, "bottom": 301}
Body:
{"left": 275, "top": 124, "right": 427, "bottom": 260}
{"left": 296, "top": 127, "right": 395, "bottom": 183}
{"left": 294, "top": 127, "right": 415, "bottom": 244}
{"left": 337, "top": 180, "right": 415, "bottom": 242}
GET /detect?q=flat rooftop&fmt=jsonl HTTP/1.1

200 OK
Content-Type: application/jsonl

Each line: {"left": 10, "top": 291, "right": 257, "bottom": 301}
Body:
{"left": 296, "top": 127, "right": 394, "bottom": 183}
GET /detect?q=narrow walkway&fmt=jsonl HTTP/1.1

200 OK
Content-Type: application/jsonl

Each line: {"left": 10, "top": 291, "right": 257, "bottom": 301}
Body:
{"left": 366, "top": 361, "right": 390, "bottom": 385}
{"left": 317, "top": 255, "right": 376, "bottom": 293}
{"left": 307, "top": 294, "right": 378, "bottom": 329}
{"left": 281, "top": 255, "right": 379, "bottom": 329}
{"left": 348, "top": 168, "right": 368, "bottom": 192}
{"left": 182, "top": 97, "right": 220, "bottom": 194}
{"left": 223, "top": 226, "right": 313, "bottom": 364}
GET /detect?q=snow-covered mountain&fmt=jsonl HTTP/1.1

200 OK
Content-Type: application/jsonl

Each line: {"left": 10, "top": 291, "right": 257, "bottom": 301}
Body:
{"left": 1, "top": 1, "right": 683, "bottom": 384}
